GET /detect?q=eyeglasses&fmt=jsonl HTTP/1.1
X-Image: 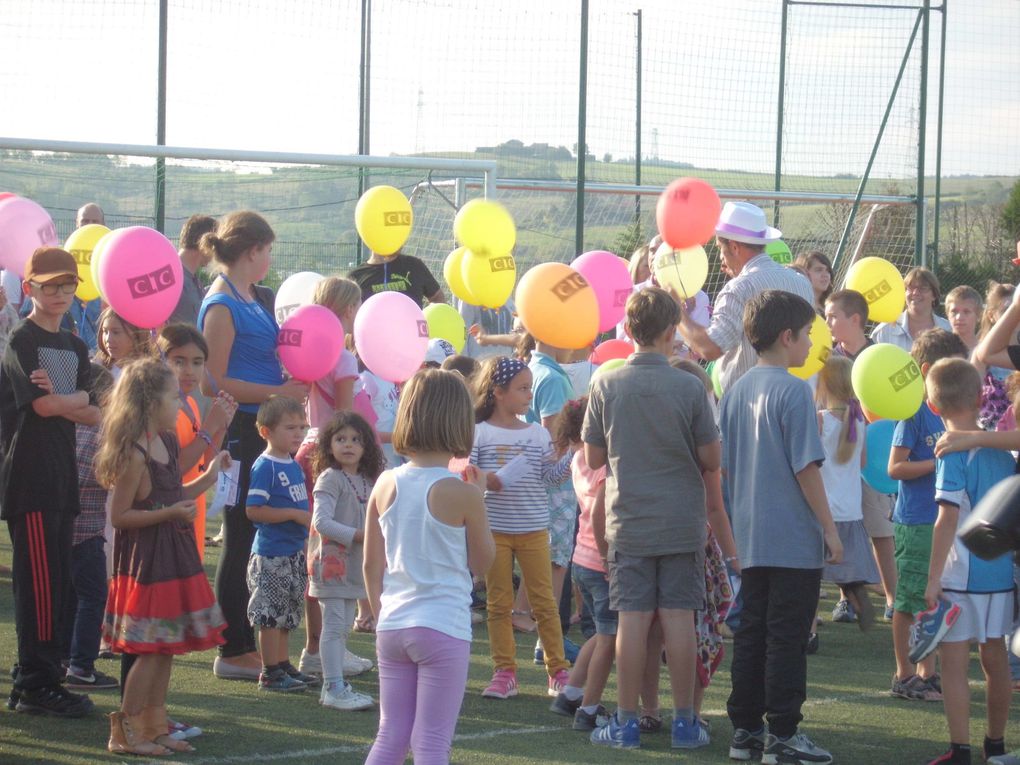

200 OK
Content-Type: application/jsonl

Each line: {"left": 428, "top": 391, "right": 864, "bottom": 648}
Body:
{"left": 30, "top": 281, "right": 78, "bottom": 296}
{"left": 905, "top": 284, "right": 933, "bottom": 295}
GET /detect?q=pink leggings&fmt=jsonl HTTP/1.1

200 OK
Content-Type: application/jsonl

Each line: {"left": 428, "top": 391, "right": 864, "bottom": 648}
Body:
{"left": 365, "top": 627, "right": 470, "bottom": 765}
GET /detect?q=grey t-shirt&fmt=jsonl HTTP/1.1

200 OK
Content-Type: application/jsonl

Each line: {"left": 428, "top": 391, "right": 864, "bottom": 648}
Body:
{"left": 168, "top": 265, "right": 205, "bottom": 326}
{"left": 719, "top": 365, "right": 826, "bottom": 569}
{"left": 582, "top": 352, "right": 719, "bottom": 557}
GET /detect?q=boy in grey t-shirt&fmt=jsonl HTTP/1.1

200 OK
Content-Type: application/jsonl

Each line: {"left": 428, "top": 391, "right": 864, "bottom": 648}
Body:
{"left": 583, "top": 287, "right": 720, "bottom": 750}
{"left": 720, "top": 290, "right": 842, "bottom": 764}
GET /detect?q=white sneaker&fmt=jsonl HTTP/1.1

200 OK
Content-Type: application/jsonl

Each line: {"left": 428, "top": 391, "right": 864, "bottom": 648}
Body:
{"left": 343, "top": 649, "right": 374, "bottom": 676}
{"left": 320, "top": 681, "right": 373, "bottom": 711}
{"left": 298, "top": 649, "right": 322, "bottom": 675}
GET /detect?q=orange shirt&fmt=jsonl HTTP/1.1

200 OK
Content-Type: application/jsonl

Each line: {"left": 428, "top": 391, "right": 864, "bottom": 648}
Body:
{"left": 175, "top": 397, "right": 208, "bottom": 561}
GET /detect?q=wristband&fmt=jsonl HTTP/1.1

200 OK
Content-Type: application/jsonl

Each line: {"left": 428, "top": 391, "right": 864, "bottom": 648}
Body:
{"left": 196, "top": 429, "right": 213, "bottom": 447}
{"left": 724, "top": 556, "right": 739, "bottom": 564}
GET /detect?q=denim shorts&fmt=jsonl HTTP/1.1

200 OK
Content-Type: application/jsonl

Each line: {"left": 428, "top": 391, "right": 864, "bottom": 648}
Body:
{"left": 573, "top": 563, "right": 617, "bottom": 636}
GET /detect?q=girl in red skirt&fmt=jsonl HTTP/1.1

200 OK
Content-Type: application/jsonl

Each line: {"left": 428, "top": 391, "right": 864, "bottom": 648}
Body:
{"left": 96, "top": 359, "right": 230, "bottom": 756}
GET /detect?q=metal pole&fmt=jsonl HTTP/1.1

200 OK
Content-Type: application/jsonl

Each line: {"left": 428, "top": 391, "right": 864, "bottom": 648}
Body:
{"left": 634, "top": 9, "right": 642, "bottom": 230}
{"left": 932, "top": 0, "right": 946, "bottom": 268}
{"left": 155, "top": 0, "right": 168, "bottom": 234}
{"left": 773, "top": 0, "right": 788, "bottom": 228}
{"left": 833, "top": 9, "right": 923, "bottom": 271}
{"left": 916, "top": 0, "right": 930, "bottom": 267}
{"left": 575, "top": 0, "right": 589, "bottom": 258}
{"left": 357, "top": 0, "right": 372, "bottom": 263}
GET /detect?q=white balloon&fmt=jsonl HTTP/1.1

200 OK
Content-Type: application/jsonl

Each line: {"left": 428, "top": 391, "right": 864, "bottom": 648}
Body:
{"left": 274, "top": 271, "right": 325, "bottom": 325}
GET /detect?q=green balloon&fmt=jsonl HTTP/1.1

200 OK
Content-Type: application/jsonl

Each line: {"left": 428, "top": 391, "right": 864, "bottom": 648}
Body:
{"left": 591, "top": 358, "right": 626, "bottom": 383}
{"left": 707, "top": 359, "right": 723, "bottom": 399}
{"left": 766, "top": 240, "right": 793, "bottom": 265}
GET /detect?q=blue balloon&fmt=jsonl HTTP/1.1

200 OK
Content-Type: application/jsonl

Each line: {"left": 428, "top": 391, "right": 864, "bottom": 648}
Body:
{"left": 862, "top": 419, "right": 898, "bottom": 495}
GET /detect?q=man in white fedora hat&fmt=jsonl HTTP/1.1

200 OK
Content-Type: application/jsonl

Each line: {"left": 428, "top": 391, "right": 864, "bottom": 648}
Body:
{"left": 676, "top": 201, "right": 813, "bottom": 391}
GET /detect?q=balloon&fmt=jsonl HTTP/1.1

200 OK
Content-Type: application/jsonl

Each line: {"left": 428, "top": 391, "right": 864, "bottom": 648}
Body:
{"left": 707, "top": 359, "right": 723, "bottom": 399}
{"left": 64, "top": 224, "right": 109, "bottom": 302}
{"left": 844, "top": 257, "right": 906, "bottom": 324}
{"left": 592, "top": 358, "right": 626, "bottom": 379}
{"left": 354, "top": 185, "right": 413, "bottom": 255}
{"left": 97, "top": 226, "right": 182, "bottom": 329}
{"left": 423, "top": 302, "right": 467, "bottom": 353}
{"left": 443, "top": 247, "right": 476, "bottom": 303}
{"left": 453, "top": 199, "right": 516, "bottom": 255}
{"left": 653, "top": 243, "right": 708, "bottom": 299}
{"left": 573, "top": 250, "right": 633, "bottom": 332}
{"left": 655, "top": 178, "right": 722, "bottom": 249}
{"left": 0, "top": 193, "right": 16, "bottom": 203}
{"left": 789, "top": 314, "right": 833, "bottom": 380}
{"left": 0, "top": 196, "right": 58, "bottom": 277}
{"left": 851, "top": 343, "right": 924, "bottom": 421}
{"left": 862, "top": 419, "right": 898, "bottom": 494}
{"left": 461, "top": 250, "right": 516, "bottom": 309}
{"left": 515, "top": 262, "right": 599, "bottom": 350}
{"left": 353, "top": 292, "right": 429, "bottom": 383}
{"left": 590, "top": 338, "right": 633, "bottom": 364}
{"left": 277, "top": 305, "right": 344, "bottom": 382}
{"left": 274, "top": 271, "right": 324, "bottom": 325}
{"left": 766, "top": 240, "right": 793, "bottom": 265}
{"left": 89, "top": 229, "right": 115, "bottom": 299}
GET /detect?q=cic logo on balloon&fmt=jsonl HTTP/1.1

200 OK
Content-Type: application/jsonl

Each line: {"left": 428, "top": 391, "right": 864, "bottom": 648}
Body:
{"left": 70, "top": 249, "right": 91, "bottom": 266}
{"left": 37, "top": 222, "right": 56, "bottom": 245}
{"left": 278, "top": 329, "right": 303, "bottom": 347}
{"left": 864, "top": 280, "right": 891, "bottom": 303}
{"left": 489, "top": 256, "right": 514, "bottom": 273}
{"left": 127, "top": 264, "right": 176, "bottom": 299}
{"left": 384, "top": 211, "right": 411, "bottom": 226}
{"left": 551, "top": 273, "right": 588, "bottom": 302}
{"left": 613, "top": 289, "right": 631, "bottom": 307}
{"left": 888, "top": 361, "right": 920, "bottom": 393}
{"left": 416, "top": 320, "right": 429, "bottom": 338}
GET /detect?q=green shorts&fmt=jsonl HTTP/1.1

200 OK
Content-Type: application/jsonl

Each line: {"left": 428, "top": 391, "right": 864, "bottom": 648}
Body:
{"left": 893, "top": 522, "right": 933, "bottom": 615}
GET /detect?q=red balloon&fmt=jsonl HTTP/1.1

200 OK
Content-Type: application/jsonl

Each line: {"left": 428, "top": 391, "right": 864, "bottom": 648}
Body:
{"left": 0, "top": 193, "right": 17, "bottom": 203}
{"left": 655, "top": 178, "right": 722, "bottom": 249}
{"left": 589, "top": 338, "right": 633, "bottom": 364}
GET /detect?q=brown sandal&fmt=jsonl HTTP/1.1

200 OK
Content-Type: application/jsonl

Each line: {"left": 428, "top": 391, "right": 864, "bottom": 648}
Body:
{"left": 108, "top": 711, "right": 172, "bottom": 756}
{"left": 353, "top": 615, "right": 375, "bottom": 634}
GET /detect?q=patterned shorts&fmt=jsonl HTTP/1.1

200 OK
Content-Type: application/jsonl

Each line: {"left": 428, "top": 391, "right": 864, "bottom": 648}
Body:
{"left": 246, "top": 552, "right": 308, "bottom": 630}
{"left": 548, "top": 493, "right": 578, "bottom": 568}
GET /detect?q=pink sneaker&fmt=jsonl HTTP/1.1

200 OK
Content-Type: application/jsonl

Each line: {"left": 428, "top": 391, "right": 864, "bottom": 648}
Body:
{"left": 481, "top": 669, "right": 518, "bottom": 699}
{"left": 547, "top": 668, "right": 570, "bottom": 697}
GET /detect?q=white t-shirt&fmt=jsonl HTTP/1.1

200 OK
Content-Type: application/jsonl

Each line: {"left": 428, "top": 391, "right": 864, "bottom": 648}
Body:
{"left": 358, "top": 370, "right": 401, "bottom": 468}
{"left": 818, "top": 409, "right": 864, "bottom": 522}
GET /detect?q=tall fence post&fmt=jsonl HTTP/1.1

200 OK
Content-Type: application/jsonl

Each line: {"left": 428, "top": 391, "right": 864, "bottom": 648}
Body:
{"left": 634, "top": 9, "right": 642, "bottom": 230}
{"left": 357, "top": 0, "right": 372, "bottom": 264}
{"left": 575, "top": 0, "right": 589, "bottom": 258}
{"left": 773, "top": 0, "right": 788, "bottom": 229}
{"left": 916, "top": 0, "right": 930, "bottom": 267}
{"left": 155, "top": 0, "right": 168, "bottom": 234}
{"left": 932, "top": 0, "right": 947, "bottom": 269}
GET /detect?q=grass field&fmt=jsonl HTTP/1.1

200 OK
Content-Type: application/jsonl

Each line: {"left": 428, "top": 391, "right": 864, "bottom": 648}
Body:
{"left": 1, "top": 534, "right": 1018, "bottom": 765}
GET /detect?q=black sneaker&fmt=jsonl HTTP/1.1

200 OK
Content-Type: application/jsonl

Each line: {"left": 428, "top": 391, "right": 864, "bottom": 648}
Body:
{"left": 549, "top": 691, "right": 581, "bottom": 717}
{"left": 730, "top": 727, "right": 766, "bottom": 761}
{"left": 806, "top": 632, "right": 819, "bottom": 654}
{"left": 7, "top": 687, "right": 19, "bottom": 711}
{"left": 573, "top": 704, "right": 609, "bottom": 731}
{"left": 762, "top": 731, "right": 832, "bottom": 764}
{"left": 14, "top": 685, "right": 94, "bottom": 717}
{"left": 281, "top": 661, "right": 320, "bottom": 688}
{"left": 64, "top": 667, "right": 119, "bottom": 690}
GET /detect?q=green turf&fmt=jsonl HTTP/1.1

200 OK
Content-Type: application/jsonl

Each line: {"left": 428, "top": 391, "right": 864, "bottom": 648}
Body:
{"left": 0, "top": 535, "right": 1017, "bottom": 764}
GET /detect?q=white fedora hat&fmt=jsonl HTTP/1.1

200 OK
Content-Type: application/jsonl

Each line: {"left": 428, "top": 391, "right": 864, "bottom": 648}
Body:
{"left": 715, "top": 201, "right": 782, "bottom": 245}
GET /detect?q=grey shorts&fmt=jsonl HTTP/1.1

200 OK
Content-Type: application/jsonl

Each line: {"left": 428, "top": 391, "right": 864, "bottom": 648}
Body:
{"left": 246, "top": 552, "right": 308, "bottom": 630}
{"left": 607, "top": 548, "right": 705, "bottom": 612}
{"left": 861, "top": 481, "right": 894, "bottom": 538}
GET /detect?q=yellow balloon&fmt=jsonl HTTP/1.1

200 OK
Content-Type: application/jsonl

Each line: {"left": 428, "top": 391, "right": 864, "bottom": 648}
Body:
{"left": 89, "top": 229, "right": 117, "bottom": 300}
{"left": 423, "top": 303, "right": 467, "bottom": 353}
{"left": 844, "top": 257, "right": 905, "bottom": 324}
{"left": 461, "top": 250, "right": 516, "bottom": 309}
{"left": 851, "top": 342, "right": 924, "bottom": 420}
{"left": 64, "top": 224, "right": 109, "bottom": 302}
{"left": 515, "top": 262, "right": 599, "bottom": 350}
{"left": 443, "top": 247, "right": 477, "bottom": 303}
{"left": 789, "top": 314, "right": 833, "bottom": 380}
{"left": 453, "top": 199, "right": 516, "bottom": 255}
{"left": 354, "top": 185, "right": 413, "bottom": 255}
{"left": 653, "top": 243, "right": 708, "bottom": 299}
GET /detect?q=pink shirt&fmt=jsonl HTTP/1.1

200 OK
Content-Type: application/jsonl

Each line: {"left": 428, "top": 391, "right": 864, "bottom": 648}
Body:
{"left": 306, "top": 349, "right": 359, "bottom": 430}
{"left": 571, "top": 450, "right": 607, "bottom": 573}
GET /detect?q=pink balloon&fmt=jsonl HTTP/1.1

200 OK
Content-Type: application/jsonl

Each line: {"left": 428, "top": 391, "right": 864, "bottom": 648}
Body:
{"left": 0, "top": 196, "right": 58, "bottom": 277}
{"left": 589, "top": 338, "right": 633, "bottom": 364}
{"left": 277, "top": 305, "right": 344, "bottom": 383}
{"left": 97, "top": 226, "right": 183, "bottom": 328}
{"left": 354, "top": 292, "right": 429, "bottom": 383}
{"left": 572, "top": 250, "right": 633, "bottom": 332}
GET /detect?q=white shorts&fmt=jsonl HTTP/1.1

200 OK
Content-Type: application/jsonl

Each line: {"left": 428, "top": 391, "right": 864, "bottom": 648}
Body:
{"left": 861, "top": 481, "right": 894, "bottom": 539}
{"left": 942, "top": 590, "right": 1016, "bottom": 644}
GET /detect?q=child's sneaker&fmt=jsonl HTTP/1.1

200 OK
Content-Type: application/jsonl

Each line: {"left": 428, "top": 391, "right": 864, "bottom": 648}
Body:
{"left": 987, "top": 754, "right": 1020, "bottom": 765}
{"left": 638, "top": 714, "right": 662, "bottom": 733}
{"left": 831, "top": 599, "right": 855, "bottom": 623}
{"left": 671, "top": 715, "right": 710, "bottom": 749}
{"left": 281, "top": 660, "right": 320, "bottom": 688}
{"left": 549, "top": 691, "right": 581, "bottom": 717}
{"left": 298, "top": 649, "right": 321, "bottom": 675}
{"left": 909, "top": 598, "right": 961, "bottom": 664}
{"left": 320, "top": 680, "right": 373, "bottom": 711}
{"left": 547, "top": 668, "right": 570, "bottom": 697}
{"left": 589, "top": 713, "right": 640, "bottom": 749}
{"left": 573, "top": 705, "right": 609, "bottom": 731}
{"left": 925, "top": 744, "right": 973, "bottom": 764}
{"left": 168, "top": 718, "right": 202, "bottom": 740}
{"left": 533, "top": 637, "right": 581, "bottom": 666}
{"left": 984, "top": 736, "right": 1008, "bottom": 762}
{"left": 481, "top": 668, "right": 518, "bottom": 699}
{"left": 343, "top": 649, "right": 374, "bottom": 676}
{"left": 14, "top": 685, "right": 94, "bottom": 717}
{"left": 729, "top": 727, "right": 766, "bottom": 761}
{"left": 64, "top": 666, "right": 119, "bottom": 690}
{"left": 258, "top": 668, "right": 306, "bottom": 692}
{"left": 761, "top": 731, "right": 832, "bottom": 764}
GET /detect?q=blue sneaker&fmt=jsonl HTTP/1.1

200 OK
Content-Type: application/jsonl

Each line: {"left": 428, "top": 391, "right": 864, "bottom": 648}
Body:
{"left": 589, "top": 713, "right": 640, "bottom": 749}
{"left": 671, "top": 715, "right": 710, "bottom": 749}
{"left": 534, "top": 637, "right": 580, "bottom": 666}
{"left": 909, "top": 598, "right": 961, "bottom": 665}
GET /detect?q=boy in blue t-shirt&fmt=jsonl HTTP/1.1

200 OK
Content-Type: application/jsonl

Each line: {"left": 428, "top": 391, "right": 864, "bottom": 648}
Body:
{"left": 888, "top": 329, "right": 968, "bottom": 701}
{"left": 245, "top": 395, "right": 315, "bottom": 692}
{"left": 924, "top": 358, "right": 1015, "bottom": 765}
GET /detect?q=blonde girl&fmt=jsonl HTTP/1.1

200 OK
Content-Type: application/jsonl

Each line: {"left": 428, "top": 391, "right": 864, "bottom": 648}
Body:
{"left": 95, "top": 307, "right": 153, "bottom": 378}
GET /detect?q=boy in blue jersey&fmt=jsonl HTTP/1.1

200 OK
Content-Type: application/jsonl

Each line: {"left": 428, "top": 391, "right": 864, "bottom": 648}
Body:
{"left": 245, "top": 396, "right": 317, "bottom": 692}
{"left": 923, "top": 358, "right": 1014, "bottom": 765}
{"left": 887, "top": 329, "right": 968, "bottom": 701}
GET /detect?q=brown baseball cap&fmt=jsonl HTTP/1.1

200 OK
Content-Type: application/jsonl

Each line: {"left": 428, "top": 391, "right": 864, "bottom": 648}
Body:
{"left": 24, "top": 247, "right": 81, "bottom": 284}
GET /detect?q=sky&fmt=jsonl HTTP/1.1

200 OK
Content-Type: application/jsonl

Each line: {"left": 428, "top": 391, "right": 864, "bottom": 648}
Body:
{"left": 0, "top": 0, "right": 1017, "bottom": 180}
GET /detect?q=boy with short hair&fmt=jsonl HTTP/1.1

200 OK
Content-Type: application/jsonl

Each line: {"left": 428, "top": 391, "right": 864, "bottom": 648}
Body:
{"left": 2, "top": 247, "right": 100, "bottom": 716}
{"left": 825, "top": 289, "right": 872, "bottom": 361}
{"left": 722, "top": 289, "right": 842, "bottom": 765}
{"left": 921, "top": 358, "right": 1014, "bottom": 765}
{"left": 888, "top": 329, "right": 969, "bottom": 702}
{"left": 246, "top": 395, "right": 317, "bottom": 692}
{"left": 583, "top": 286, "right": 720, "bottom": 750}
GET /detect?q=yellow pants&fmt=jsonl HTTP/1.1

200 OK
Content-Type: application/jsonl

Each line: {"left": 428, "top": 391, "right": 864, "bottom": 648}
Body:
{"left": 486, "top": 530, "right": 568, "bottom": 674}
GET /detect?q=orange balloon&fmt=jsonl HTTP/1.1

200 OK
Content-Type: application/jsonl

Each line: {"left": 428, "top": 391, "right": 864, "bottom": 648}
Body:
{"left": 515, "top": 263, "right": 599, "bottom": 350}
{"left": 862, "top": 405, "right": 882, "bottom": 423}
